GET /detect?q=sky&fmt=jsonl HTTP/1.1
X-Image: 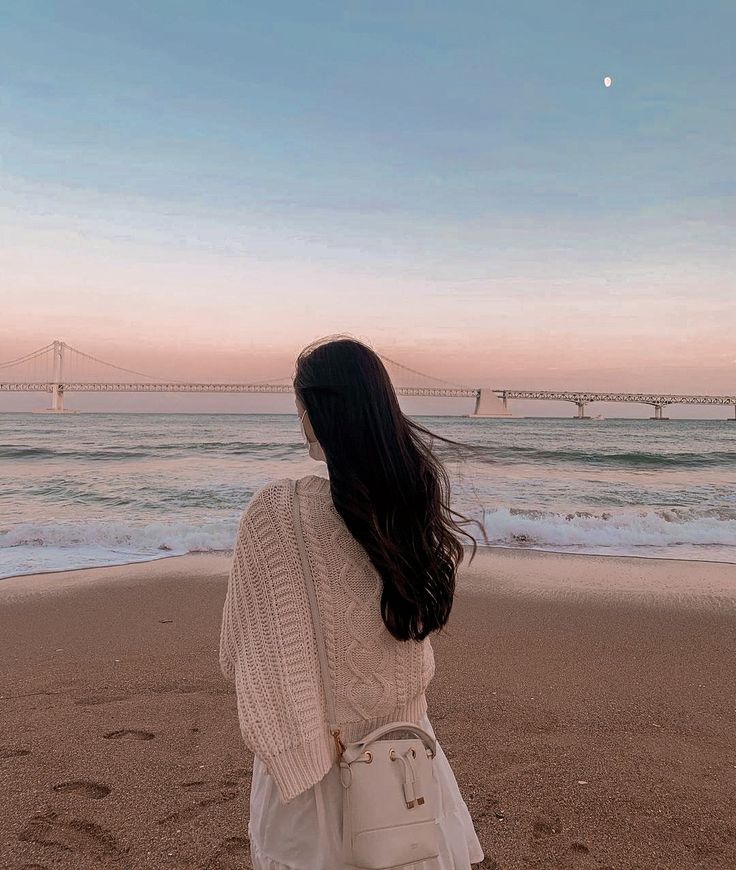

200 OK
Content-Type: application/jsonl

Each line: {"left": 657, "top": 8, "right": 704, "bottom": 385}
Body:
{"left": 1, "top": 1, "right": 734, "bottom": 415}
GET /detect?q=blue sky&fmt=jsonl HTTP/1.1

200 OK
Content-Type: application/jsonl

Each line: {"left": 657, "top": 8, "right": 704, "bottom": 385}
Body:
{"left": 1, "top": 1, "right": 734, "bottom": 413}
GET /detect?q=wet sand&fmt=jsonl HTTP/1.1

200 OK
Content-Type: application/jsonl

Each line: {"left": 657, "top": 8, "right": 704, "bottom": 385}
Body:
{"left": 1, "top": 548, "right": 735, "bottom": 869}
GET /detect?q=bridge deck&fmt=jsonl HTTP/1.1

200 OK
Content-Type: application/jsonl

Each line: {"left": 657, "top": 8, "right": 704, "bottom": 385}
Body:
{"left": 1, "top": 383, "right": 735, "bottom": 405}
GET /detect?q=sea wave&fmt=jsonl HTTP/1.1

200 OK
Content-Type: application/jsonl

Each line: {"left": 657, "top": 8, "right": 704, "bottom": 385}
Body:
{"left": 0, "top": 518, "right": 239, "bottom": 554}
{"left": 4, "top": 442, "right": 736, "bottom": 468}
{"left": 0, "top": 441, "right": 298, "bottom": 460}
{"left": 457, "top": 445, "right": 736, "bottom": 469}
{"left": 479, "top": 505, "right": 736, "bottom": 550}
{"left": 2, "top": 505, "right": 735, "bottom": 579}
{"left": 0, "top": 518, "right": 240, "bottom": 578}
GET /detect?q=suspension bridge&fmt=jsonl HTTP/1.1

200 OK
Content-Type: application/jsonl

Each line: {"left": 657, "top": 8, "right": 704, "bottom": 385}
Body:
{"left": 1, "top": 340, "right": 735, "bottom": 419}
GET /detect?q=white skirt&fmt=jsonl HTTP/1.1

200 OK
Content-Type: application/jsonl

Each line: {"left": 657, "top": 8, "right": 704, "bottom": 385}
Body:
{"left": 248, "top": 711, "right": 485, "bottom": 870}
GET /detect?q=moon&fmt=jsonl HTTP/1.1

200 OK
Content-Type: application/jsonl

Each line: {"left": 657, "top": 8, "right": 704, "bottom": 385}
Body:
{"left": 603, "top": 75, "right": 613, "bottom": 88}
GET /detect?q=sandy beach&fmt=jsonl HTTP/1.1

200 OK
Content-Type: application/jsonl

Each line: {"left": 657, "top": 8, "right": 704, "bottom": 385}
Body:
{"left": 1, "top": 548, "right": 735, "bottom": 870}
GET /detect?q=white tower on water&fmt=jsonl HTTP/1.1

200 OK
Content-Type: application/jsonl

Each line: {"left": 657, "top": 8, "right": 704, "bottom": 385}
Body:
{"left": 51, "top": 339, "right": 63, "bottom": 411}
{"left": 470, "top": 388, "right": 512, "bottom": 417}
{"left": 46, "top": 339, "right": 76, "bottom": 413}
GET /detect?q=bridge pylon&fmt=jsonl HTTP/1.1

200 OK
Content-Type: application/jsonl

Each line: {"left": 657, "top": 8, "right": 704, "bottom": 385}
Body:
{"left": 50, "top": 340, "right": 63, "bottom": 412}
{"left": 41, "top": 340, "right": 76, "bottom": 413}
{"left": 470, "top": 388, "right": 513, "bottom": 418}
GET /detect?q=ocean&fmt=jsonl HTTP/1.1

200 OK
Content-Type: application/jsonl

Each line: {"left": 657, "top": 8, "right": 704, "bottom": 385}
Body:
{"left": 2, "top": 412, "right": 735, "bottom": 579}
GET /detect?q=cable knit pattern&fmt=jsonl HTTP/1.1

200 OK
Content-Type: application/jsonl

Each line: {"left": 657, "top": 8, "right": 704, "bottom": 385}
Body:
{"left": 219, "top": 474, "right": 435, "bottom": 804}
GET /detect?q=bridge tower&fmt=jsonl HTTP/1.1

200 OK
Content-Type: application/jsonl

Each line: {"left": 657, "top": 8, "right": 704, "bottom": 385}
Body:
{"left": 471, "top": 388, "right": 512, "bottom": 418}
{"left": 50, "top": 339, "right": 65, "bottom": 412}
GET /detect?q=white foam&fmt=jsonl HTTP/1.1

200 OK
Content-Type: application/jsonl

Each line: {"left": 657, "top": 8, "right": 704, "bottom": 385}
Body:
{"left": 1, "top": 505, "right": 735, "bottom": 580}
{"left": 0, "top": 518, "right": 239, "bottom": 579}
{"left": 477, "top": 506, "right": 736, "bottom": 561}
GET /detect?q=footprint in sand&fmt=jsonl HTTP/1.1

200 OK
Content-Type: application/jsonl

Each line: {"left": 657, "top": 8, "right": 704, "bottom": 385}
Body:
{"left": 470, "top": 793, "right": 501, "bottom": 820}
{"left": 75, "top": 694, "right": 130, "bottom": 706}
{"left": 18, "top": 809, "right": 124, "bottom": 859}
{"left": 560, "top": 842, "right": 594, "bottom": 867}
{"left": 158, "top": 782, "right": 239, "bottom": 825}
{"left": 53, "top": 780, "right": 111, "bottom": 800}
{"left": 532, "top": 814, "right": 562, "bottom": 838}
{"left": 0, "top": 746, "right": 31, "bottom": 759}
{"left": 103, "top": 728, "right": 155, "bottom": 740}
{"left": 204, "top": 836, "right": 250, "bottom": 869}
{"left": 179, "top": 779, "right": 207, "bottom": 790}
{"left": 159, "top": 619, "right": 173, "bottom": 623}
{"left": 224, "top": 765, "right": 252, "bottom": 779}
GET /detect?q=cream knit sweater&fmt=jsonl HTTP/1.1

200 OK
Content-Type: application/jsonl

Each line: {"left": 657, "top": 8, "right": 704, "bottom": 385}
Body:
{"left": 219, "top": 474, "right": 435, "bottom": 804}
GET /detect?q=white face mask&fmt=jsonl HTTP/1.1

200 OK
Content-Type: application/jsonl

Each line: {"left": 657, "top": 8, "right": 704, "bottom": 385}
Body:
{"left": 299, "top": 408, "right": 326, "bottom": 462}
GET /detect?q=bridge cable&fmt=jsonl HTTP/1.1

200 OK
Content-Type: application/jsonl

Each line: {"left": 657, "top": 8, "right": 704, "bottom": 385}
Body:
{"left": 62, "top": 343, "right": 186, "bottom": 383}
{"left": 0, "top": 343, "right": 55, "bottom": 369}
{"left": 376, "top": 352, "right": 473, "bottom": 390}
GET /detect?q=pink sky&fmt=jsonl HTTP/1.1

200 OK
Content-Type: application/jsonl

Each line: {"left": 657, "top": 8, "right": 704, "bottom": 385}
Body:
{"left": 2, "top": 214, "right": 734, "bottom": 416}
{"left": 2, "top": 265, "right": 733, "bottom": 418}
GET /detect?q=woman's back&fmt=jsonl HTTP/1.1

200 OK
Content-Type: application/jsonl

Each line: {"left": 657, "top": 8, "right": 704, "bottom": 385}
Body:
{"left": 219, "top": 473, "right": 435, "bottom": 802}
{"left": 294, "top": 474, "right": 435, "bottom": 735}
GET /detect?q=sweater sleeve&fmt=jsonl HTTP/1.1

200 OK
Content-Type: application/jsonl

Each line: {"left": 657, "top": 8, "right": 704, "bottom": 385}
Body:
{"left": 217, "top": 479, "right": 335, "bottom": 804}
{"left": 218, "top": 499, "right": 257, "bottom": 683}
{"left": 218, "top": 487, "right": 278, "bottom": 688}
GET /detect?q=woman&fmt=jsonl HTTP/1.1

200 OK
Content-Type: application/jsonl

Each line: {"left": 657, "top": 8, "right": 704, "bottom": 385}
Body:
{"left": 219, "top": 335, "right": 486, "bottom": 869}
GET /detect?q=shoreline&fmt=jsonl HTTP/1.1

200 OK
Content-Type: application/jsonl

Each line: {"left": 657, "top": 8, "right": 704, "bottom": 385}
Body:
{"left": 1, "top": 545, "right": 735, "bottom": 609}
{"left": 1, "top": 541, "right": 735, "bottom": 594}
{"left": 1, "top": 547, "right": 734, "bottom": 868}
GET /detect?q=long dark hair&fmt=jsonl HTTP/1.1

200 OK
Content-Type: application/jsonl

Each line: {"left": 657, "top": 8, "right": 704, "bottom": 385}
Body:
{"left": 293, "top": 334, "right": 489, "bottom": 642}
